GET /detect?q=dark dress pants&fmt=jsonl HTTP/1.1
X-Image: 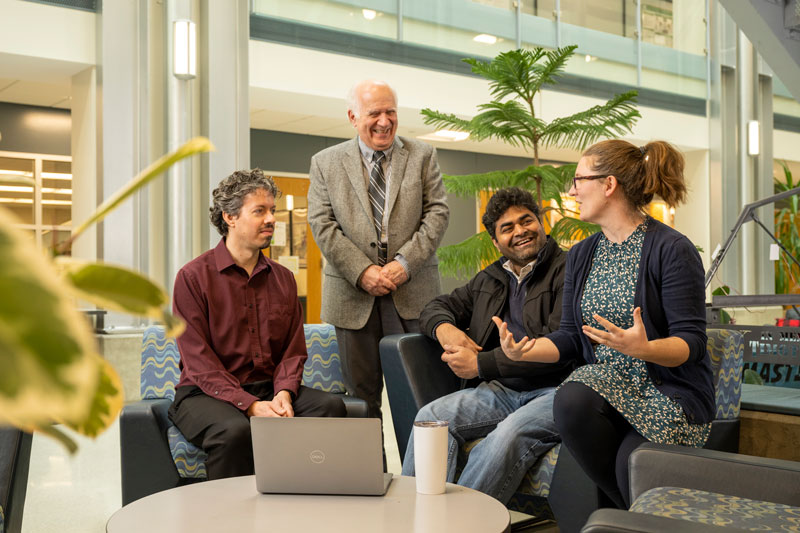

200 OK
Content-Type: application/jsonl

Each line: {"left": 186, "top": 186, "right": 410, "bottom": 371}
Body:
{"left": 334, "top": 295, "right": 420, "bottom": 421}
{"left": 169, "top": 381, "right": 346, "bottom": 480}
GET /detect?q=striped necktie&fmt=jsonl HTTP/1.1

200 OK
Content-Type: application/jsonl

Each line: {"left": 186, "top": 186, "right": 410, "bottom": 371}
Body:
{"left": 368, "top": 150, "right": 387, "bottom": 265}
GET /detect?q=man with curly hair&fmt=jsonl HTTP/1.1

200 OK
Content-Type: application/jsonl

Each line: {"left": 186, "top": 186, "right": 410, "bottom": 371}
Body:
{"left": 401, "top": 187, "right": 574, "bottom": 503}
{"left": 169, "top": 169, "right": 345, "bottom": 480}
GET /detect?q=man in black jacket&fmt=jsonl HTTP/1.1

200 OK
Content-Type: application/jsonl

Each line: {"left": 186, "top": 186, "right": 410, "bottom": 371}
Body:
{"left": 400, "top": 187, "right": 574, "bottom": 504}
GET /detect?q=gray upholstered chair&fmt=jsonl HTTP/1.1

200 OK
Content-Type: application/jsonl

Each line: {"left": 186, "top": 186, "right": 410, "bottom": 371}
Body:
{"left": 120, "top": 323, "right": 367, "bottom": 505}
{"left": 582, "top": 443, "right": 800, "bottom": 532}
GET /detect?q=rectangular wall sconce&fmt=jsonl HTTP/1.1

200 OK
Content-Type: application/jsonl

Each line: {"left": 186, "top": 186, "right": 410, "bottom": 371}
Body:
{"left": 173, "top": 19, "right": 197, "bottom": 80}
{"left": 747, "top": 120, "right": 760, "bottom": 156}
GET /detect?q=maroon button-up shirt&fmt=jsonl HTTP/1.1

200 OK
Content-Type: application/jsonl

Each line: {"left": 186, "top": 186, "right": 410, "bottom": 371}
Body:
{"left": 172, "top": 238, "right": 308, "bottom": 411}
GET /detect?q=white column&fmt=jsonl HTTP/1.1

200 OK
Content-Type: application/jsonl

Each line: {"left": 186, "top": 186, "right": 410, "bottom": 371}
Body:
{"left": 99, "top": 0, "right": 143, "bottom": 329}
{"left": 200, "top": 0, "right": 250, "bottom": 251}
{"left": 737, "top": 30, "right": 757, "bottom": 295}
{"left": 70, "top": 66, "right": 98, "bottom": 262}
{"left": 165, "top": 0, "right": 200, "bottom": 294}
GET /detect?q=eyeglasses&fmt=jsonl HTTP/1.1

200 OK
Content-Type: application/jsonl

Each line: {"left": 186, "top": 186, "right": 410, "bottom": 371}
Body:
{"left": 571, "top": 174, "right": 608, "bottom": 190}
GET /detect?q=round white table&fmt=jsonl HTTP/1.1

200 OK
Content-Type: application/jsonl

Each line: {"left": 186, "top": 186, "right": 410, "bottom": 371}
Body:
{"left": 106, "top": 475, "right": 510, "bottom": 532}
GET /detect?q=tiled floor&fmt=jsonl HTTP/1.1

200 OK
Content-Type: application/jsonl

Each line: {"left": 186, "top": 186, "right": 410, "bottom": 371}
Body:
{"left": 21, "top": 386, "right": 404, "bottom": 533}
{"left": 22, "top": 420, "right": 122, "bottom": 533}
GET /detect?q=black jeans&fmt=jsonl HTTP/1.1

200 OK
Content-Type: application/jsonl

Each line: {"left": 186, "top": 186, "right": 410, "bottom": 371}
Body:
{"left": 553, "top": 381, "right": 647, "bottom": 509}
{"left": 169, "top": 381, "right": 346, "bottom": 480}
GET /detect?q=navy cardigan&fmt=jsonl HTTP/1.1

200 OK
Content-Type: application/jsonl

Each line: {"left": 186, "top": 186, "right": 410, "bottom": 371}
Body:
{"left": 548, "top": 218, "right": 715, "bottom": 425}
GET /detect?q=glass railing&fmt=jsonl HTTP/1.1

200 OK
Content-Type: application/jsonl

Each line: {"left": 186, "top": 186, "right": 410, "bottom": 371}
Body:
{"left": 252, "top": 0, "right": 398, "bottom": 40}
{"left": 252, "top": 0, "right": 710, "bottom": 102}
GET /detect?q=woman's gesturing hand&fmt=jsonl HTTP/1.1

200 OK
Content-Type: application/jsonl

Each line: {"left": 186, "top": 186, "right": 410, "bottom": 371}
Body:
{"left": 491, "top": 316, "right": 536, "bottom": 361}
{"left": 582, "top": 307, "right": 649, "bottom": 359}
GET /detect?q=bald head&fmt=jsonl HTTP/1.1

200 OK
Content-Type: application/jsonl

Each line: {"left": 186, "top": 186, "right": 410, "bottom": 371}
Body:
{"left": 346, "top": 80, "right": 398, "bottom": 118}
{"left": 347, "top": 80, "right": 398, "bottom": 151}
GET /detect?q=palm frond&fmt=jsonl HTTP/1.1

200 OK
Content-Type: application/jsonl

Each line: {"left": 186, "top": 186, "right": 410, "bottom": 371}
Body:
{"left": 529, "top": 46, "right": 579, "bottom": 95}
{"left": 536, "top": 164, "right": 576, "bottom": 203}
{"left": 437, "top": 231, "right": 500, "bottom": 280}
{"left": 465, "top": 50, "right": 545, "bottom": 102}
{"left": 442, "top": 170, "right": 524, "bottom": 196}
{"left": 443, "top": 163, "right": 576, "bottom": 200}
{"left": 468, "top": 100, "right": 545, "bottom": 147}
{"left": 538, "top": 90, "right": 640, "bottom": 151}
{"left": 421, "top": 108, "right": 472, "bottom": 132}
{"left": 549, "top": 216, "right": 600, "bottom": 246}
{"left": 465, "top": 47, "right": 578, "bottom": 104}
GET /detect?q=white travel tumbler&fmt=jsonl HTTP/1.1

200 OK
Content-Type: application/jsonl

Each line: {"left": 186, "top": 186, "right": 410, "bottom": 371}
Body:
{"left": 413, "top": 420, "right": 449, "bottom": 494}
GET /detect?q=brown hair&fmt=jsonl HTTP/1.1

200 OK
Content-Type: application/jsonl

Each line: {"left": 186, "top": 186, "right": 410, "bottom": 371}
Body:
{"left": 209, "top": 168, "right": 280, "bottom": 236}
{"left": 582, "top": 139, "right": 687, "bottom": 209}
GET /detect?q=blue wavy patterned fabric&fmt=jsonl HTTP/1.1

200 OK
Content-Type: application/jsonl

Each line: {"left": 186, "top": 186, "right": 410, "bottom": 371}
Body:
{"left": 631, "top": 486, "right": 800, "bottom": 531}
{"left": 140, "top": 324, "right": 346, "bottom": 480}
{"left": 140, "top": 325, "right": 181, "bottom": 401}
{"left": 167, "top": 425, "right": 207, "bottom": 479}
{"left": 302, "top": 324, "right": 346, "bottom": 393}
{"left": 706, "top": 328, "right": 744, "bottom": 421}
{"left": 516, "top": 444, "right": 559, "bottom": 499}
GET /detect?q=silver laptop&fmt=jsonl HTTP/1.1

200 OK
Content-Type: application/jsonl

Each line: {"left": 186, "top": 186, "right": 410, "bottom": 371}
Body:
{"left": 251, "top": 417, "right": 392, "bottom": 496}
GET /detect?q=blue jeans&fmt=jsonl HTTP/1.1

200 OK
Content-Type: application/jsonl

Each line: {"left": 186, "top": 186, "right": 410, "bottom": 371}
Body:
{"left": 401, "top": 381, "right": 559, "bottom": 504}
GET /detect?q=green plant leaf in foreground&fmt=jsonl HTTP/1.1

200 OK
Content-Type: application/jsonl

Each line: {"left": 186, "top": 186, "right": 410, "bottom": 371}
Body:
{"left": 69, "top": 137, "right": 215, "bottom": 245}
{"left": 56, "top": 258, "right": 185, "bottom": 338}
{"left": 0, "top": 208, "right": 123, "bottom": 448}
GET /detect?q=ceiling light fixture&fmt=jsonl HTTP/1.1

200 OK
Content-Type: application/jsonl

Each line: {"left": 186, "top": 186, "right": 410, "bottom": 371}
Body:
{"left": 41, "top": 172, "right": 73, "bottom": 180}
{"left": 362, "top": 9, "right": 377, "bottom": 20}
{"left": 473, "top": 34, "right": 497, "bottom": 45}
{"left": 418, "top": 130, "right": 470, "bottom": 142}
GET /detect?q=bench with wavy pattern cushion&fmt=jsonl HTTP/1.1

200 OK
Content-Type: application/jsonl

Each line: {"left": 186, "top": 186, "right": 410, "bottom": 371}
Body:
{"left": 630, "top": 486, "right": 800, "bottom": 531}
{"left": 140, "top": 323, "right": 352, "bottom": 479}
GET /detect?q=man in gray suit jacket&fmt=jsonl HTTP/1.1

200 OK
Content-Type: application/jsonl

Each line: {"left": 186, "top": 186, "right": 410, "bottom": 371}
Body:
{"left": 308, "top": 80, "right": 449, "bottom": 427}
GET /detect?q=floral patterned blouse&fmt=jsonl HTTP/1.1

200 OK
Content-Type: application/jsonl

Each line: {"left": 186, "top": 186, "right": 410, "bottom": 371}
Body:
{"left": 563, "top": 221, "right": 711, "bottom": 446}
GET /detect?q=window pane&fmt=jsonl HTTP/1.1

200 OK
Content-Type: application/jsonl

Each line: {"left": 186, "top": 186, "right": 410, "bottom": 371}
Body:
{"left": 403, "top": 0, "right": 516, "bottom": 57}
{"left": 252, "top": 0, "right": 398, "bottom": 40}
{"left": 0, "top": 156, "right": 35, "bottom": 225}
{"left": 561, "top": 0, "right": 631, "bottom": 38}
{"left": 639, "top": 0, "right": 707, "bottom": 98}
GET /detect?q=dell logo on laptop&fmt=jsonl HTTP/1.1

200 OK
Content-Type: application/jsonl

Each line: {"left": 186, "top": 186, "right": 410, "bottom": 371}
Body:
{"left": 309, "top": 450, "right": 326, "bottom": 464}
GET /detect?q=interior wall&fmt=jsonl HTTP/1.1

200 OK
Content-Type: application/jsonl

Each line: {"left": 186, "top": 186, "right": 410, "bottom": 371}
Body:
{"left": 0, "top": 102, "right": 70, "bottom": 155}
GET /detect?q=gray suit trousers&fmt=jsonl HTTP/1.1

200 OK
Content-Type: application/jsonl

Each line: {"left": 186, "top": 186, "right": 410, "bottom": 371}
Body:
{"left": 334, "top": 295, "right": 419, "bottom": 421}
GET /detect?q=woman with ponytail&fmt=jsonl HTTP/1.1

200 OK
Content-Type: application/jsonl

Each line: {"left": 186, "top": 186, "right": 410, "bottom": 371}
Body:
{"left": 492, "top": 139, "right": 713, "bottom": 509}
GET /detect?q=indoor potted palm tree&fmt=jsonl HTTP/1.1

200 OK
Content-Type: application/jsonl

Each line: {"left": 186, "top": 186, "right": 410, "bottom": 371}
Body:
{"left": 422, "top": 46, "right": 640, "bottom": 278}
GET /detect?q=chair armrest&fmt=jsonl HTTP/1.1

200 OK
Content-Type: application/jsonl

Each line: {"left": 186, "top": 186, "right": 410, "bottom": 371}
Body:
{"left": 379, "top": 333, "right": 461, "bottom": 460}
{"left": 581, "top": 508, "right": 727, "bottom": 533}
{"left": 629, "top": 442, "right": 800, "bottom": 506}
{"left": 341, "top": 395, "right": 369, "bottom": 418}
{"left": 120, "top": 399, "right": 181, "bottom": 506}
{"left": 0, "top": 429, "right": 32, "bottom": 533}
